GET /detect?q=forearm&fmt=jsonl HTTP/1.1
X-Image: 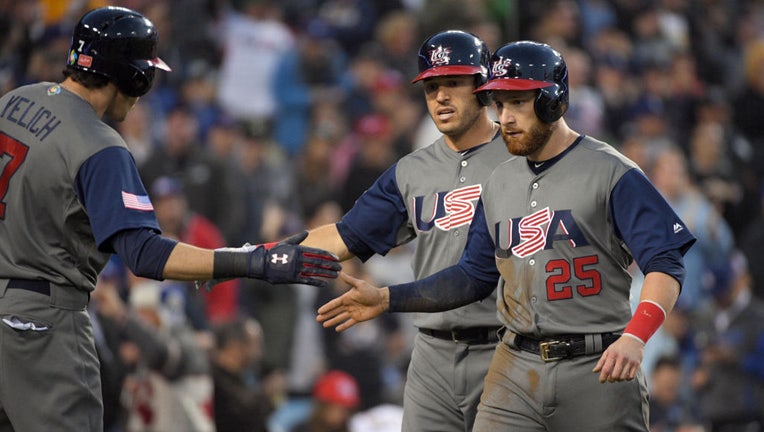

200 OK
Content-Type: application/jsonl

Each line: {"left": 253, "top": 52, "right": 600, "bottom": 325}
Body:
{"left": 302, "top": 224, "right": 354, "bottom": 261}
{"left": 162, "top": 242, "right": 215, "bottom": 280}
{"left": 114, "top": 228, "right": 339, "bottom": 287}
{"left": 111, "top": 228, "right": 213, "bottom": 280}
{"left": 624, "top": 271, "right": 680, "bottom": 344}
{"left": 389, "top": 265, "right": 496, "bottom": 312}
{"left": 638, "top": 272, "right": 680, "bottom": 312}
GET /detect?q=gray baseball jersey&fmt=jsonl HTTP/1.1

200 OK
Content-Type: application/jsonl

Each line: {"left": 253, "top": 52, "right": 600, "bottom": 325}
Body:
{"left": 0, "top": 82, "right": 159, "bottom": 291}
{"left": 477, "top": 136, "right": 694, "bottom": 336}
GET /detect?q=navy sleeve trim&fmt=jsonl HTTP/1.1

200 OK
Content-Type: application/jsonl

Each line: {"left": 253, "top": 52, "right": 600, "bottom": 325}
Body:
{"left": 610, "top": 169, "right": 696, "bottom": 270}
{"left": 338, "top": 163, "right": 412, "bottom": 260}
{"left": 76, "top": 147, "right": 160, "bottom": 249}
{"left": 336, "top": 221, "right": 376, "bottom": 262}
{"left": 643, "top": 248, "right": 687, "bottom": 291}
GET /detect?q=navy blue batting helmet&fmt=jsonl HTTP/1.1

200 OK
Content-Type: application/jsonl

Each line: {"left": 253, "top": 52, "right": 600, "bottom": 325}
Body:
{"left": 67, "top": 6, "right": 171, "bottom": 97}
{"left": 476, "top": 41, "right": 568, "bottom": 122}
{"left": 412, "top": 30, "right": 492, "bottom": 106}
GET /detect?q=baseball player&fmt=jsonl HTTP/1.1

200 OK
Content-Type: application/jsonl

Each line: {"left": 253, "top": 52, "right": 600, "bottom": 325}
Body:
{"left": 301, "top": 30, "right": 508, "bottom": 431}
{"left": 0, "top": 7, "right": 339, "bottom": 432}
{"left": 318, "top": 41, "right": 697, "bottom": 431}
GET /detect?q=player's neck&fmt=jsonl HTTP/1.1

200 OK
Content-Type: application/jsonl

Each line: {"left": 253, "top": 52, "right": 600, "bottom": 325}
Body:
{"left": 529, "top": 119, "right": 580, "bottom": 162}
{"left": 60, "top": 78, "right": 115, "bottom": 117}
{"left": 445, "top": 116, "right": 496, "bottom": 152}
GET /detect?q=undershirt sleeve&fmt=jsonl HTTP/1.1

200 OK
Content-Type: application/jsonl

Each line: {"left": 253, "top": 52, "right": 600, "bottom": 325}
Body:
{"left": 109, "top": 228, "right": 177, "bottom": 280}
{"left": 388, "top": 265, "right": 496, "bottom": 312}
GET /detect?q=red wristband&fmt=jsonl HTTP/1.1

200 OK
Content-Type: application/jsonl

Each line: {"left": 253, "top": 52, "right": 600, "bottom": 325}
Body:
{"left": 623, "top": 300, "right": 666, "bottom": 345}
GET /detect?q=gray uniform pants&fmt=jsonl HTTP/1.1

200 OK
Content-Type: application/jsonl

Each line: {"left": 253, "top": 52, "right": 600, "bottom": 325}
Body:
{"left": 402, "top": 331, "right": 496, "bottom": 432}
{"left": 474, "top": 332, "right": 649, "bottom": 431}
{"left": 0, "top": 280, "right": 101, "bottom": 432}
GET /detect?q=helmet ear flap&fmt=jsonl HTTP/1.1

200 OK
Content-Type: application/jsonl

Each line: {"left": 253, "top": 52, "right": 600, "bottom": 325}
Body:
{"left": 534, "top": 84, "right": 568, "bottom": 123}
{"left": 116, "top": 62, "right": 154, "bottom": 97}
{"left": 474, "top": 74, "right": 493, "bottom": 107}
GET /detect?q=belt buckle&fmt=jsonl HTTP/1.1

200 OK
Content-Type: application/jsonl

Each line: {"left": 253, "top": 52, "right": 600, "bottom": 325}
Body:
{"left": 451, "top": 330, "right": 465, "bottom": 343}
{"left": 539, "top": 340, "right": 568, "bottom": 362}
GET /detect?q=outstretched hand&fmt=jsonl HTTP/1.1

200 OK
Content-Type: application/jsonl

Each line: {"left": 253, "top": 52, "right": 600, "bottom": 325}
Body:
{"left": 260, "top": 231, "right": 341, "bottom": 287}
{"left": 197, "top": 231, "right": 342, "bottom": 291}
{"left": 316, "top": 272, "right": 390, "bottom": 331}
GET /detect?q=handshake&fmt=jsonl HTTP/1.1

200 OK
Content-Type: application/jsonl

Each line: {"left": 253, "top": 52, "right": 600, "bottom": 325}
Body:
{"left": 196, "top": 231, "right": 341, "bottom": 290}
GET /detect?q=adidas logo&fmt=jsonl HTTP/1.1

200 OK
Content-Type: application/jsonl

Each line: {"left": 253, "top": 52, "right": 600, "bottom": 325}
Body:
{"left": 673, "top": 223, "right": 683, "bottom": 234}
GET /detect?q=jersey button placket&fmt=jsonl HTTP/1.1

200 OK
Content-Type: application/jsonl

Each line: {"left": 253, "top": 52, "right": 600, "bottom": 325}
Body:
{"left": 459, "top": 160, "right": 468, "bottom": 183}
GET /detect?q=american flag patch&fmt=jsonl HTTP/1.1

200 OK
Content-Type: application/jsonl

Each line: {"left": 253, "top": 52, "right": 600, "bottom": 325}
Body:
{"left": 122, "top": 191, "right": 154, "bottom": 211}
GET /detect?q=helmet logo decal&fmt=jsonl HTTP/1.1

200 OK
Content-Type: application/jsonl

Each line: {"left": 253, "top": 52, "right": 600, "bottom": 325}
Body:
{"left": 429, "top": 46, "right": 452, "bottom": 66}
{"left": 77, "top": 53, "right": 93, "bottom": 68}
{"left": 491, "top": 56, "right": 513, "bottom": 78}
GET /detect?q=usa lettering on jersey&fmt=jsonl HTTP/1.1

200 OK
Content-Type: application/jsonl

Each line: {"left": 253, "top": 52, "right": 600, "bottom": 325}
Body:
{"left": 494, "top": 207, "right": 590, "bottom": 258}
{"left": 413, "top": 184, "right": 482, "bottom": 232}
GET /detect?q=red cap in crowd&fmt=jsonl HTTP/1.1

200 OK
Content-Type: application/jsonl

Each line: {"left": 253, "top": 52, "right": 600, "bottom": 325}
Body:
{"left": 313, "top": 370, "right": 361, "bottom": 409}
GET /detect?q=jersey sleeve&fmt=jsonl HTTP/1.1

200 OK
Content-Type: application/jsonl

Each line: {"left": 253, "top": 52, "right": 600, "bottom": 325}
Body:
{"left": 76, "top": 146, "right": 160, "bottom": 251}
{"left": 458, "top": 197, "right": 500, "bottom": 284}
{"left": 337, "top": 163, "right": 411, "bottom": 261}
{"left": 610, "top": 168, "right": 696, "bottom": 271}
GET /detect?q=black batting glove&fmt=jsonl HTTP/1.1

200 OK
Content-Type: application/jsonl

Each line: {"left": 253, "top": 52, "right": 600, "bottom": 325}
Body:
{"left": 212, "top": 231, "right": 341, "bottom": 288}
{"left": 253, "top": 231, "right": 341, "bottom": 286}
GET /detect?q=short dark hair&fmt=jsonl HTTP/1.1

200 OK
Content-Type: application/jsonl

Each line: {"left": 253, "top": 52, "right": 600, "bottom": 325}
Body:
{"left": 62, "top": 67, "right": 111, "bottom": 89}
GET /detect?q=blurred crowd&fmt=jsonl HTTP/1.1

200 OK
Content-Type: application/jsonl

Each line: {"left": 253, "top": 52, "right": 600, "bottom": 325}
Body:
{"left": 3, "top": 0, "right": 764, "bottom": 431}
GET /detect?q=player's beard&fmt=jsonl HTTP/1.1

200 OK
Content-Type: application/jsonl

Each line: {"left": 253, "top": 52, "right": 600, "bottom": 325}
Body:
{"left": 502, "top": 120, "right": 554, "bottom": 157}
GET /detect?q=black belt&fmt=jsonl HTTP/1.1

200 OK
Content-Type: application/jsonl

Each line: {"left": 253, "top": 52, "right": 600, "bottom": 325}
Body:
{"left": 419, "top": 327, "right": 501, "bottom": 344}
{"left": 513, "top": 333, "right": 620, "bottom": 362}
{"left": 6, "top": 278, "right": 51, "bottom": 296}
